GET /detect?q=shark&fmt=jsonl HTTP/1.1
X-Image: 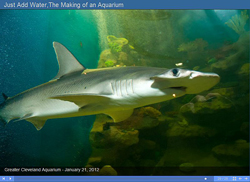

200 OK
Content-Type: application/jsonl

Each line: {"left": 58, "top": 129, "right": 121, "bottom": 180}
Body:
{"left": 0, "top": 42, "right": 220, "bottom": 130}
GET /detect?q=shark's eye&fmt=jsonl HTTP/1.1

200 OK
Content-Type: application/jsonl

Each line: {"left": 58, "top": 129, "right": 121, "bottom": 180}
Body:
{"left": 172, "top": 68, "right": 179, "bottom": 76}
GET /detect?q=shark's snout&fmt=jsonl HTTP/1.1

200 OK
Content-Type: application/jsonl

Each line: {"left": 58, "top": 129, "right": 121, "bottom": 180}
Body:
{"left": 189, "top": 71, "right": 220, "bottom": 80}
{"left": 186, "top": 71, "right": 220, "bottom": 94}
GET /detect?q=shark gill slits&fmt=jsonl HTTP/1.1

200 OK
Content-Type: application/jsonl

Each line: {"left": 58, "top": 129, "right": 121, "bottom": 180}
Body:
{"left": 111, "top": 80, "right": 133, "bottom": 96}
{"left": 172, "top": 68, "right": 179, "bottom": 76}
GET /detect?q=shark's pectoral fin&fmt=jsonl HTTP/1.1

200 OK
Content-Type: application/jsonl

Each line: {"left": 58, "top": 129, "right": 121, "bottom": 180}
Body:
{"left": 105, "top": 109, "right": 134, "bottom": 122}
{"left": 26, "top": 118, "right": 47, "bottom": 131}
{"left": 51, "top": 94, "right": 110, "bottom": 107}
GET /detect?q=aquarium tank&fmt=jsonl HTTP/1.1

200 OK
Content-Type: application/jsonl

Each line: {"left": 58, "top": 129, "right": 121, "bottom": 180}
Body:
{"left": 0, "top": 10, "right": 249, "bottom": 176}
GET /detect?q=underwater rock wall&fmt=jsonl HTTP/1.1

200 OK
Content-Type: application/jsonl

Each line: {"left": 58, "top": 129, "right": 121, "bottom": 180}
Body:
{"left": 93, "top": 10, "right": 187, "bottom": 68}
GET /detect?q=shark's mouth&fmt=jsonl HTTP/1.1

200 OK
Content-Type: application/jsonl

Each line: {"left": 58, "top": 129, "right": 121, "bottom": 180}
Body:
{"left": 169, "top": 86, "right": 187, "bottom": 91}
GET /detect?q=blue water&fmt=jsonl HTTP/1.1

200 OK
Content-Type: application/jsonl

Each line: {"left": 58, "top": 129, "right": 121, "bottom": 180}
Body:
{"left": 183, "top": 10, "right": 240, "bottom": 48}
{"left": 0, "top": 10, "right": 100, "bottom": 167}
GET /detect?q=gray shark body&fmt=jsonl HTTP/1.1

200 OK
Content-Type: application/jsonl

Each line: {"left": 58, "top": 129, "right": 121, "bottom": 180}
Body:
{"left": 0, "top": 42, "right": 220, "bottom": 130}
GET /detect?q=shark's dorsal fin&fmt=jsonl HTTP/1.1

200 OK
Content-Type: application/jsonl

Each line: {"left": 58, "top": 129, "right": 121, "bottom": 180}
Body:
{"left": 2, "top": 93, "right": 9, "bottom": 101}
{"left": 53, "top": 42, "right": 85, "bottom": 79}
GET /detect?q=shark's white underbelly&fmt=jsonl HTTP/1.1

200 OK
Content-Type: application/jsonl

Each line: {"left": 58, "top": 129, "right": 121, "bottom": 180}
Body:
{"left": 33, "top": 99, "right": 80, "bottom": 118}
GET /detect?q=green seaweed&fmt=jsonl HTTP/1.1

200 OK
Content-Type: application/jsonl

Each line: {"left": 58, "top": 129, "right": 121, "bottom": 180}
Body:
{"left": 178, "top": 38, "right": 208, "bottom": 52}
{"left": 225, "top": 10, "right": 249, "bottom": 35}
{"left": 105, "top": 60, "right": 115, "bottom": 67}
{"left": 108, "top": 42, "right": 123, "bottom": 53}
{"left": 107, "top": 35, "right": 129, "bottom": 54}
{"left": 208, "top": 58, "right": 217, "bottom": 64}
{"left": 238, "top": 63, "right": 250, "bottom": 75}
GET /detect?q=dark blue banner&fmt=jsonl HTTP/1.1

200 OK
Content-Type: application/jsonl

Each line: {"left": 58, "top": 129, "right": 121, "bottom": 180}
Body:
{"left": 0, "top": 0, "right": 249, "bottom": 9}
{"left": 1, "top": 176, "right": 250, "bottom": 181}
